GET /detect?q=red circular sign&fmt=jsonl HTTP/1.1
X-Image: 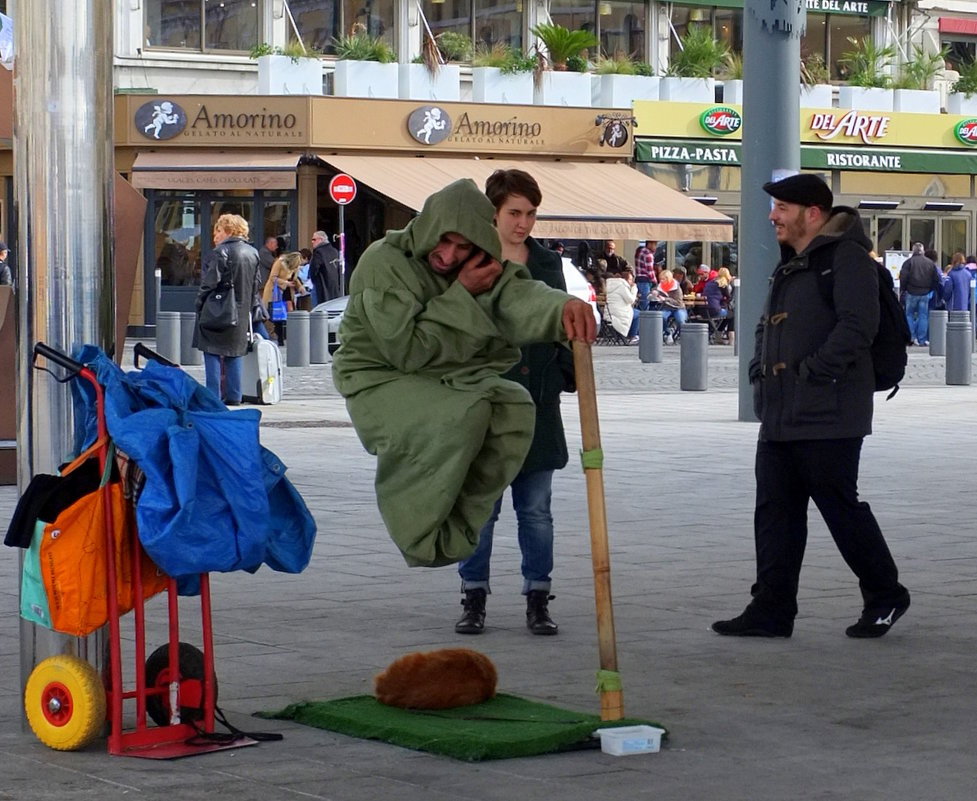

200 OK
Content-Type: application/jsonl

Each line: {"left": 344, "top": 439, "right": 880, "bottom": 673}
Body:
{"left": 328, "top": 173, "right": 357, "bottom": 205}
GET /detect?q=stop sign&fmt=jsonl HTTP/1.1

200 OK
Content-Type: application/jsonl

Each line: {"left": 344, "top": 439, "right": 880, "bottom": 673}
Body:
{"left": 329, "top": 173, "right": 357, "bottom": 205}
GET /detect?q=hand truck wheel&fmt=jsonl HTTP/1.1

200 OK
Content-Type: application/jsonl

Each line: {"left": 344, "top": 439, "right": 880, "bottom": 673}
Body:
{"left": 25, "top": 655, "right": 107, "bottom": 751}
{"left": 144, "top": 642, "right": 218, "bottom": 727}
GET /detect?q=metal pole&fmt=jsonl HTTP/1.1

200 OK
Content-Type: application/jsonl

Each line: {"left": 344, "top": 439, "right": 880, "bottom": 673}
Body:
{"left": 338, "top": 205, "right": 346, "bottom": 292}
{"left": 15, "top": 0, "right": 115, "bottom": 724}
{"left": 737, "top": 0, "right": 805, "bottom": 421}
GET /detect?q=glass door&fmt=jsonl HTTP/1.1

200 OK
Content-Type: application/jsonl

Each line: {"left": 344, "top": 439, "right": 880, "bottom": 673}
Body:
{"left": 908, "top": 216, "right": 937, "bottom": 253}
{"left": 941, "top": 217, "right": 969, "bottom": 268}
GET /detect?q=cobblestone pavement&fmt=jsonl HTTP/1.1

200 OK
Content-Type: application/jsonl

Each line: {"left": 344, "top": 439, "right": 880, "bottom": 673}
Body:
{"left": 1, "top": 340, "right": 975, "bottom": 800}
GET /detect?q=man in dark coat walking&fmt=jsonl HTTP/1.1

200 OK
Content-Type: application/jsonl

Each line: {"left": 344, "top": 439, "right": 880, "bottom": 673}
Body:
{"left": 712, "top": 174, "right": 910, "bottom": 640}
{"left": 309, "top": 230, "right": 342, "bottom": 305}
{"left": 899, "top": 243, "right": 941, "bottom": 346}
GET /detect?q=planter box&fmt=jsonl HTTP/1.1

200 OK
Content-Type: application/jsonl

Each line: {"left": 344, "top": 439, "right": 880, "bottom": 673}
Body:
{"left": 800, "top": 84, "right": 833, "bottom": 109}
{"left": 659, "top": 77, "right": 716, "bottom": 104}
{"left": 838, "top": 85, "right": 893, "bottom": 112}
{"left": 893, "top": 88, "right": 941, "bottom": 114}
{"left": 947, "top": 92, "right": 977, "bottom": 115}
{"left": 398, "top": 63, "right": 461, "bottom": 101}
{"left": 471, "top": 67, "right": 534, "bottom": 104}
{"left": 333, "top": 60, "right": 399, "bottom": 99}
{"left": 592, "top": 74, "right": 660, "bottom": 107}
{"left": 534, "top": 71, "right": 593, "bottom": 107}
{"left": 257, "top": 55, "right": 323, "bottom": 95}
{"left": 721, "top": 79, "right": 743, "bottom": 105}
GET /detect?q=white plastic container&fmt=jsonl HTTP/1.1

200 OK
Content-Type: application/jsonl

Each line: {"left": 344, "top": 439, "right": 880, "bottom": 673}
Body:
{"left": 594, "top": 725, "right": 665, "bottom": 756}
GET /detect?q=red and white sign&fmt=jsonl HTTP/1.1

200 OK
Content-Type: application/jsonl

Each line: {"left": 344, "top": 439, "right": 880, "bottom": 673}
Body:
{"left": 328, "top": 173, "right": 357, "bottom": 205}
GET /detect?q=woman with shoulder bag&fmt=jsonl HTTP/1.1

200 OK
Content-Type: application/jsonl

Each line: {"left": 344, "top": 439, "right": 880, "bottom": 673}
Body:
{"left": 193, "top": 213, "right": 261, "bottom": 406}
{"left": 262, "top": 251, "right": 301, "bottom": 346}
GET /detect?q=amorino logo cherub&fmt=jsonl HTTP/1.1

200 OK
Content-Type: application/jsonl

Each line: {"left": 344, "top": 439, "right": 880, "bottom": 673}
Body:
{"left": 407, "top": 106, "right": 452, "bottom": 146}
{"left": 135, "top": 100, "right": 188, "bottom": 141}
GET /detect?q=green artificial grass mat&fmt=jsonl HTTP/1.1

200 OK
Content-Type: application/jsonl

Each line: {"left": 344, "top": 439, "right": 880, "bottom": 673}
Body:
{"left": 258, "top": 693, "right": 666, "bottom": 761}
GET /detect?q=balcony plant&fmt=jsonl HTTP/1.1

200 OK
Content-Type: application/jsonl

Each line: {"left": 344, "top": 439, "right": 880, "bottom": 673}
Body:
{"left": 593, "top": 55, "right": 660, "bottom": 107}
{"left": 721, "top": 51, "right": 743, "bottom": 104}
{"left": 948, "top": 58, "right": 977, "bottom": 114}
{"left": 250, "top": 41, "right": 324, "bottom": 95}
{"left": 399, "top": 29, "right": 463, "bottom": 101}
{"left": 530, "top": 23, "right": 597, "bottom": 107}
{"left": 332, "top": 30, "right": 398, "bottom": 99}
{"left": 471, "top": 43, "right": 536, "bottom": 104}
{"left": 838, "top": 36, "right": 895, "bottom": 111}
{"left": 892, "top": 43, "right": 947, "bottom": 113}
{"left": 800, "top": 52, "right": 833, "bottom": 108}
{"left": 661, "top": 25, "right": 728, "bottom": 103}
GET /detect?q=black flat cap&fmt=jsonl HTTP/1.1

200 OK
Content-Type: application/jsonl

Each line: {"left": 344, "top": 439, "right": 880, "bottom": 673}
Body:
{"left": 762, "top": 174, "right": 833, "bottom": 210}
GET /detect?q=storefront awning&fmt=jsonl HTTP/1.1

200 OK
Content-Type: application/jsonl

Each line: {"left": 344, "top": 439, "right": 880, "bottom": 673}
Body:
{"left": 322, "top": 155, "right": 733, "bottom": 241}
{"left": 130, "top": 151, "right": 305, "bottom": 191}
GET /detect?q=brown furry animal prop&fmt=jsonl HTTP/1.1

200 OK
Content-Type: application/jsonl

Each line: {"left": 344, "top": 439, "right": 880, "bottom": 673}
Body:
{"left": 374, "top": 648, "right": 497, "bottom": 710}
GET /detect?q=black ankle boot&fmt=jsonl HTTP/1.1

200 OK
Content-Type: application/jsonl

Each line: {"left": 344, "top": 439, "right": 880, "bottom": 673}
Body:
{"left": 526, "top": 590, "right": 558, "bottom": 635}
{"left": 455, "top": 589, "right": 487, "bottom": 634}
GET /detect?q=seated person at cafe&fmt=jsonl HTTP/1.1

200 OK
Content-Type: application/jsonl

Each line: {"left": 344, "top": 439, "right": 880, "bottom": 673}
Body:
{"left": 673, "top": 266, "right": 694, "bottom": 295}
{"left": 692, "top": 264, "right": 712, "bottom": 294}
{"left": 649, "top": 269, "right": 687, "bottom": 343}
{"left": 605, "top": 266, "right": 640, "bottom": 343}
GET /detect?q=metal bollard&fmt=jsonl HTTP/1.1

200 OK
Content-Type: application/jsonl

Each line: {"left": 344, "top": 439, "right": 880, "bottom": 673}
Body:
{"left": 929, "top": 309, "right": 947, "bottom": 357}
{"left": 945, "top": 319, "right": 972, "bottom": 385}
{"left": 310, "top": 310, "right": 330, "bottom": 364}
{"left": 680, "top": 322, "right": 709, "bottom": 391}
{"left": 638, "top": 310, "right": 663, "bottom": 364}
{"left": 179, "top": 312, "right": 203, "bottom": 366}
{"left": 286, "top": 310, "right": 310, "bottom": 367}
{"left": 155, "top": 311, "right": 181, "bottom": 364}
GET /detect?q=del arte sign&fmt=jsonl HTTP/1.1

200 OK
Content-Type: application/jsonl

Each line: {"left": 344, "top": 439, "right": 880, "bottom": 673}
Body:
{"left": 954, "top": 119, "right": 977, "bottom": 146}
{"left": 699, "top": 106, "right": 742, "bottom": 137}
{"left": 806, "top": 0, "right": 871, "bottom": 12}
{"left": 809, "top": 110, "right": 891, "bottom": 145}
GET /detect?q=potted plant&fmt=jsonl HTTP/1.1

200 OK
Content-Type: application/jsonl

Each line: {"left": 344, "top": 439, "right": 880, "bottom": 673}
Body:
{"left": 592, "top": 55, "right": 659, "bottom": 108}
{"left": 660, "top": 25, "right": 728, "bottom": 103}
{"left": 531, "top": 23, "right": 597, "bottom": 107}
{"left": 332, "top": 31, "right": 398, "bottom": 99}
{"left": 251, "top": 41, "right": 324, "bottom": 95}
{"left": 720, "top": 52, "right": 743, "bottom": 104}
{"left": 893, "top": 43, "right": 947, "bottom": 113}
{"left": 800, "top": 52, "right": 833, "bottom": 108}
{"left": 471, "top": 42, "right": 536, "bottom": 104}
{"left": 837, "top": 36, "right": 895, "bottom": 111}
{"left": 399, "top": 30, "right": 466, "bottom": 101}
{"left": 948, "top": 58, "right": 977, "bottom": 115}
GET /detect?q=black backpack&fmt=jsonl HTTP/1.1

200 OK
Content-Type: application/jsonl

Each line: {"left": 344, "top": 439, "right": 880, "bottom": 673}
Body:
{"left": 816, "top": 261, "right": 910, "bottom": 400}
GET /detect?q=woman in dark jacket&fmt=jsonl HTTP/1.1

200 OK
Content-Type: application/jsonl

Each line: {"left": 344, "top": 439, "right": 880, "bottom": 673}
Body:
{"left": 193, "top": 213, "right": 261, "bottom": 405}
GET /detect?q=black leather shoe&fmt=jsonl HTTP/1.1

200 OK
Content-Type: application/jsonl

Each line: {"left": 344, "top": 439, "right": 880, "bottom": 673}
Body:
{"left": 712, "top": 607, "right": 792, "bottom": 638}
{"left": 526, "top": 590, "right": 559, "bottom": 635}
{"left": 455, "top": 589, "right": 487, "bottom": 634}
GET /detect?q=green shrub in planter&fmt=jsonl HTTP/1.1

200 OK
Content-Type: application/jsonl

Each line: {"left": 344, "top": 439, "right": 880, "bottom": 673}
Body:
{"left": 667, "top": 25, "right": 728, "bottom": 78}
{"left": 249, "top": 41, "right": 322, "bottom": 62}
{"left": 952, "top": 58, "right": 977, "bottom": 97}
{"left": 801, "top": 53, "right": 830, "bottom": 86}
{"left": 472, "top": 43, "right": 536, "bottom": 74}
{"left": 839, "top": 36, "right": 894, "bottom": 88}
{"left": 333, "top": 32, "right": 396, "bottom": 63}
{"left": 437, "top": 31, "right": 473, "bottom": 62}
{"left": 531, "top": 23, "right": 597, "bottom": 70}
{"left": 594, "top": 56, "right": 636, "bottom": 75}
{"left": 894, "top": 44, "right": 948, "bottom": 90}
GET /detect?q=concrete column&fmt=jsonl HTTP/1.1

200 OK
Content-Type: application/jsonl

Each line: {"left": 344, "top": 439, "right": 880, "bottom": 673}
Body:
{"left": 15, "top": 0, "right": 115, "bottom": 724}
{"left": 946, "top": 319, "right": 972, "bottom": 385}
{"left": 680, "top": 323, "right": 709, "bottom": 391}
{"left": 179, "top": 312, "right": 203, "bottom": 365}
{"left": 738, "top": 0, "right": 805, "bottom": 421}
{"left": 929, "top": 309, "right": 947, "bottom": 357}
{"left": 310, "top": 310, "right": 330, "bottom": 364}
{"left": 286, "top": 310, "right": 310, "bottom": 366}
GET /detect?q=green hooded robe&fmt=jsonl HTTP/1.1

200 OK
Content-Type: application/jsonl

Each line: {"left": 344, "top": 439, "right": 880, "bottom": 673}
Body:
{"left": 332, "top": 179, "right": 572, "bottom": 567}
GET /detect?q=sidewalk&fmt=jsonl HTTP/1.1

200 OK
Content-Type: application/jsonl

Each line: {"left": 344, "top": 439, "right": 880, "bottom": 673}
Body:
{"left": 1, "top": 344, "right": 975, "bottom": 800}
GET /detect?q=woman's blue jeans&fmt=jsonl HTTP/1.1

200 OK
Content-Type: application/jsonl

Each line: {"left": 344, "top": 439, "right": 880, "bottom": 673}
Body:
{"left": 458, "top": 469, "right": 555, "bottom": 595}
{"left": 204, "top": 352, "right": 243, "bottom": 403}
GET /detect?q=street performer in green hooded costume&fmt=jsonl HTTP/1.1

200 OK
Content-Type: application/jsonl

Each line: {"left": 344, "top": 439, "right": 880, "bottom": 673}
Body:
{"left": 332, "top": 179, "right": 596, "bottom": 567}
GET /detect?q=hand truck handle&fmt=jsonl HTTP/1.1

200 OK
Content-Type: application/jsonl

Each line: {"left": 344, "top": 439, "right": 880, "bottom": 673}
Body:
{"left": 33, "top": 342, "right": 84, "bottom": 378}
{"left": 133, "top": 342, "right": 179, "bottom": 369}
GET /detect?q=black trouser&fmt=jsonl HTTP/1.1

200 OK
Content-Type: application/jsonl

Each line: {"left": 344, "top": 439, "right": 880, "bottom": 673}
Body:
{"left": 751, "top": 437, "right": 907, "bottom": 624}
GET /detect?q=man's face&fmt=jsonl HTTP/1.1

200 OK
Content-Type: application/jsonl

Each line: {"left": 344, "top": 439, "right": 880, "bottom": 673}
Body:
{"left": 769, "top": 200, "right": 815, "bottom": 250}
{"left": 311, "top": 233, "right": 325, "bottom": 248}
{"left": 266, "top": 237, "right": 279, "bottom": 253}
{"left": 494, "top": 194, "right": 537, "bottom": 249}
{"left": 428, "top": 232, "right": 476, "bottom": 275}
{"left": 605, "top": 241, "right": 616, "bottom": 255}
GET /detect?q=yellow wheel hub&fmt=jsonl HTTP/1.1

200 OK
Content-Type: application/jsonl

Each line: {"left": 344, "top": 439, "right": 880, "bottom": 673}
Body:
{"left": 25, "top": 655, "right": 106, "bottom": 750}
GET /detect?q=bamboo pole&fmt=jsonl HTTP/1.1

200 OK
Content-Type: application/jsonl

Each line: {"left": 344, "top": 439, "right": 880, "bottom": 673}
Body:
{"left": 572, "top": 340, "right": 623, "bottom": 721}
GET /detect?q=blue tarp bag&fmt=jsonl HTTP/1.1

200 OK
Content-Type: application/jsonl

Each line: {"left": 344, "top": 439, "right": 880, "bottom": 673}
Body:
{"left": 71, "top": 346, "right": 316, "bottom": 593}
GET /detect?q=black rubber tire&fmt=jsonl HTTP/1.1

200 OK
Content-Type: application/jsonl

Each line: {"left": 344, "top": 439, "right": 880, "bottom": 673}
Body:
{"left": 144, "top": 642, "right": 218, "bottom": 727}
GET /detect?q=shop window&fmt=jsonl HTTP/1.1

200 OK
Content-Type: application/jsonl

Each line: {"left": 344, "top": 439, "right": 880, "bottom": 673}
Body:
{"left": 636, "top": 162, "right": 741, "bottom": 193}
{"left": 154, "top": 197, "right": 202, "bottom": 287}
{"left": 941, "top": 218, "right": 968, "bottom": 269}
{"left": 549, "top": 0, "right": 596, "bottom": 55}
{"left": 840, "top": 172, "right": 970, "bottom": 198}
{"left": 288, "top": 0, "right": 394, "bottom": 54}
{"left": 943, "top": 39, "right": 976, "bottom": 72}
{"left": 597, "top": 2, "right": 647, "bottom": 63}
{"left": 263, "top": 195, "right": 292, "bottom": 251}
{"left": 822, "top": 14, "right": 871, "bottom": 82}
{"left": 145, "top": 0, "right": 260, "bottom": 52}
{"left": 475, "top": 0, "right": 522, "bottom": 53}
{"left": 667, "top": 4, "right": 742, "bottom": 59}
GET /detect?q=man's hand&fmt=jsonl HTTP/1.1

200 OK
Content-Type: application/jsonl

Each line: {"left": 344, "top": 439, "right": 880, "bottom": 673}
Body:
{"left": 457, "top": 250, "right": 503, "bottom": 296}
{"left": 562, "top": 298, "right": 597, "bottom": 343}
